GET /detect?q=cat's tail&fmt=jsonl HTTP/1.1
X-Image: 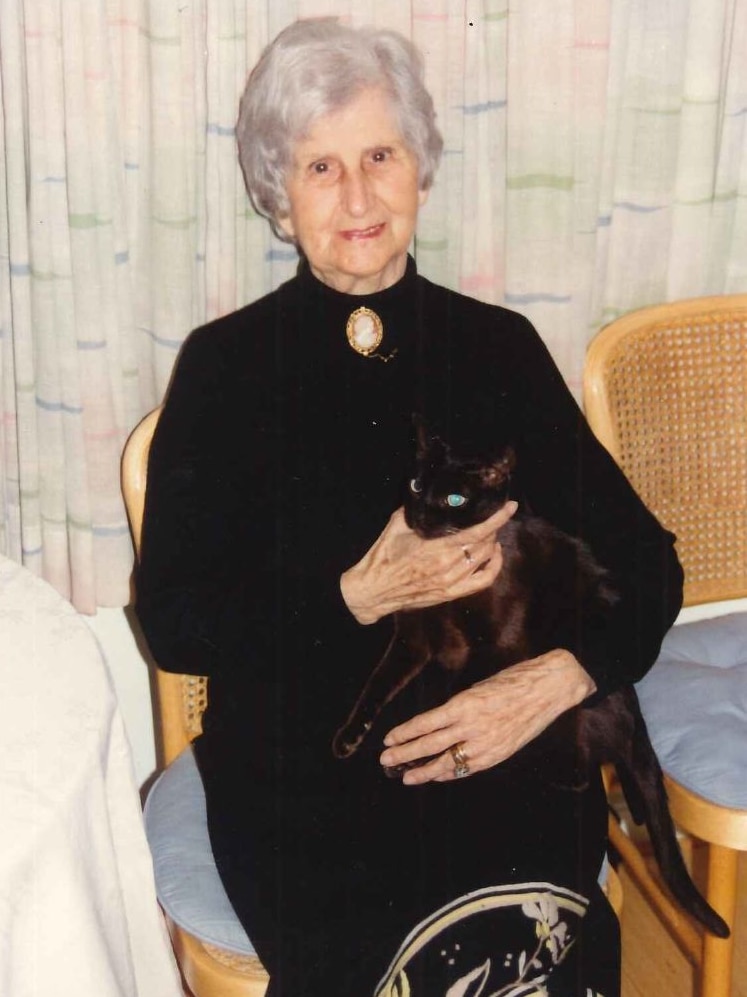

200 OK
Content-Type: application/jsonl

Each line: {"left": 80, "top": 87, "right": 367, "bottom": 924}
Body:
{"left": 614, "top": 694, "right": 730, "bottom": 939}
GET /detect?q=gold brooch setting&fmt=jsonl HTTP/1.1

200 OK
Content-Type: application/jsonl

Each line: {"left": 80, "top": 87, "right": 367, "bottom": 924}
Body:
{"left": 345, "top": 307, "right": 397, "bottom": 362}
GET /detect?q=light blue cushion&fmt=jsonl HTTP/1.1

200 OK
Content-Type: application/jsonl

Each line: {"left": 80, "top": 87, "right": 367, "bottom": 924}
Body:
{"left": 635, "top": 612, "right": 747, "bottom": 809}
{"left": 143, "top": 746, "right": 257, "bottom": 955}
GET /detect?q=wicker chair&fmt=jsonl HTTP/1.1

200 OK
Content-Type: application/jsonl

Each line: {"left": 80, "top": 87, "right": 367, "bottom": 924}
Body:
{"left": 584, "top": 294, "right": 747, "bottom": 997}
{"left": 121, "top": 407, "right": 270, "bottom": 997}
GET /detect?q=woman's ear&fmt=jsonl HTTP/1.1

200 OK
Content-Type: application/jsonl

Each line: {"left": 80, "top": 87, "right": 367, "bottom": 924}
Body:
{"left": 277, "top": 214, "right": 296, "bottom": 241}
{"left": 418, "top": 188, "right": 429, "bottom": 207}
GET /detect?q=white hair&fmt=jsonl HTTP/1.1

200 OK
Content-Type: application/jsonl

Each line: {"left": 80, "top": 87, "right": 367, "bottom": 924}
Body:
{"left": 237, "top": 18, "right": 443, "bottom": 239}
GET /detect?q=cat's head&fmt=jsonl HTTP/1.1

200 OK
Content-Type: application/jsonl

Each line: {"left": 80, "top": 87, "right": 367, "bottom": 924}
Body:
{"left": 404, "top": 434, "right": 516, "bottom": 538}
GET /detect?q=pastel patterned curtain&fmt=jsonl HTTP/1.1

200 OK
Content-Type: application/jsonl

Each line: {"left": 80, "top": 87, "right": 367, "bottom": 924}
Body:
{"left": 0, "top": 0, "right": 745, "bottom": 611}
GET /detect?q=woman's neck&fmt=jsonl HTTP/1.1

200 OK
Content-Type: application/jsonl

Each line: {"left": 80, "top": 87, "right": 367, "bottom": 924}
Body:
{"left": 307, "top": 253, "right": 408, "bottom": 296}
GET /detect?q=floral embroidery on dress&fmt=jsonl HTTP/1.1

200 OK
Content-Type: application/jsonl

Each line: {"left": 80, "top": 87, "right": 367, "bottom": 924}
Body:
{"left": 376, "top": 883, "right": 604, "bottom": 997}
{"left": 521, "top": 894, "right": 570, "bottom": 966}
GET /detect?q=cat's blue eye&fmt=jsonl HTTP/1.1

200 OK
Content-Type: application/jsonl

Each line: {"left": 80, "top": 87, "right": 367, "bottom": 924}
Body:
{"left": 409, "top": 478, "right": 422, "bottom": 493}
{"left": 447, "top": 493, "right": 467, "bottom": 508}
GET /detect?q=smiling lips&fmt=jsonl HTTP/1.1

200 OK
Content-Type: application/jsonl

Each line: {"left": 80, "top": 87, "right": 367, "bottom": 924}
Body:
{"left": 340, "top": 223, "right": 385, "bottom": 241}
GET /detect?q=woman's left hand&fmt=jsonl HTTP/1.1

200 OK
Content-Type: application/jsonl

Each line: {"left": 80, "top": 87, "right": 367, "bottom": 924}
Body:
{"left": 379, "top": 649, "right": 596, "bottom": 784}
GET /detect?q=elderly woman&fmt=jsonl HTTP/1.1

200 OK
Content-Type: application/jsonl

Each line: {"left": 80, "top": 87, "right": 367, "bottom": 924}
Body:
{"left": 136, "top": 18, "right": 682, "bottom": 997}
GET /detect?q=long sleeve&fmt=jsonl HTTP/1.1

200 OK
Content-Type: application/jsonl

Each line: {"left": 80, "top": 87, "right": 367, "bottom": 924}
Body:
{"left": 411, "top": 281, "right": 683, "bottom": 700}
{"left": 136, "top": 321, "right": 274, "bottom": 676}
{"left": 133, "top": 272, "right": 422, "bottom": 776}
{"left": 503, "top": 313, "right": 684, "bottom": 696}
{"left": 134, "top": 312, "right": 372, "bottom": 681}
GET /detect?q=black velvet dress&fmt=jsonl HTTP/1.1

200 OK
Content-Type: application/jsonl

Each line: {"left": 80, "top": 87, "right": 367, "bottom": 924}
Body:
{"left": 135, "top": 258, "right": 683, "bottom": 997}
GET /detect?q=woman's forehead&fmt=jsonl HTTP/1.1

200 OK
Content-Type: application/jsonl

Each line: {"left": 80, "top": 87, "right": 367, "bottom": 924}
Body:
{"left": 294, "top": 88, "right": 405, "bottom": 154}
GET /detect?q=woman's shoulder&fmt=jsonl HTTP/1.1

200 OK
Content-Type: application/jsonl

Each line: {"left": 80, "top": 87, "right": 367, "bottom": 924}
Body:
{"left": 415, "top": 273, "right": 548, "bottom": 357}
{"left": 164, "top": 276, "right": 302, "bottom": 404}
{"left": 183, "top": 277, "right": 298, "bottom": 357}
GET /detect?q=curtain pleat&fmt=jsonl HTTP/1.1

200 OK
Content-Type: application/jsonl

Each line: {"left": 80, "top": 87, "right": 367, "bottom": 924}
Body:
{"left": 0, "top": 0, "right": 745, "bottom": 611}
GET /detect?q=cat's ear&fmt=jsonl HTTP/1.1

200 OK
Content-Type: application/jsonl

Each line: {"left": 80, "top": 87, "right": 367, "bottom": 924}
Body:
{"left": 480, "top": 446, "right": 516, "bottom": 486}
{"left": 411, "top": 415, "right": 449, "bottom": 462}
{"left": 501, "top": 445, "right": 517, "bottom": 472}
{"left": 429, "top": 435, "right": 449, "bottom": 463}
{"left": 412, "top": 414, "right": 428, "bottom": 455}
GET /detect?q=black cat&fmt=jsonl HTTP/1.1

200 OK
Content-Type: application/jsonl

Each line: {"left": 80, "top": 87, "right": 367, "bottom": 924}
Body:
{"left": 332, "top": 434, "right": 729, "bottom": 939}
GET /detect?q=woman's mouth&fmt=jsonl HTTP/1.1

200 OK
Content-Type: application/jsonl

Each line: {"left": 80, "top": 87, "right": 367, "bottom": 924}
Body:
{"left": 340, "top": 223, "right": 385, "bottom": 241}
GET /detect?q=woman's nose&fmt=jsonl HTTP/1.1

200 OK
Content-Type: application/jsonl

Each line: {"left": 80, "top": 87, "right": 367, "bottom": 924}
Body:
{"left": 341, "top": 168, "right": 372, "bottom": 216}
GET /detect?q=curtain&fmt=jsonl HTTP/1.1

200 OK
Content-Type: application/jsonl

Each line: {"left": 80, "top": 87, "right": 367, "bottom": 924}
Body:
{"left": 0, "top": 0, "right": 745, "bottom": 612}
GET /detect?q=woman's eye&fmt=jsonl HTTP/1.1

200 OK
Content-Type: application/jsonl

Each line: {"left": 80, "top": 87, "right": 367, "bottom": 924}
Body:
{"left": 370, "top": 147, "right": 392, "bottom": 164}
{"left": 409, "top": 478, "right": 422, "bottom": 494}
{"left": 307, "top": 159, "right": 341, "bottom": 182}
{"left": 446, "top": 494, "right": 467, "bottom": 508}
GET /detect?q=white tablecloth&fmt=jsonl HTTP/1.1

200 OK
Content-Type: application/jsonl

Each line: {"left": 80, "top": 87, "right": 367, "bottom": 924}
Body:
{"left": 0, "top": 555, "right": 182, "bottom": 996}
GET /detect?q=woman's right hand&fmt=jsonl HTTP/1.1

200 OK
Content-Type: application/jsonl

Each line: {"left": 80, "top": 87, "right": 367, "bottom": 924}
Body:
{"left": 340, "top": 502, "right": 517, "bottom": 625}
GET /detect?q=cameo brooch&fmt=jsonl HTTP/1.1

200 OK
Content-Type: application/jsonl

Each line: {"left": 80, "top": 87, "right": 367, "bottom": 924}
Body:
{"left": 345, "top": 307, "right": 397, "bottom": 362}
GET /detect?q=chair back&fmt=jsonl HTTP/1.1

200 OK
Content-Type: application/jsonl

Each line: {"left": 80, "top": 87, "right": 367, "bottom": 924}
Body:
{"left": 122, "top": 407, "right": 208, "bottom": 766}
{"left": 584, "top": 294, "right": 747, "bottom": 607}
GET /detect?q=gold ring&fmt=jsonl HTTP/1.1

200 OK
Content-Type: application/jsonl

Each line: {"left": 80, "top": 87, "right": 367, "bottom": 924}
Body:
{"left": 449, "top": 741, "right": 469, "bottom": 778}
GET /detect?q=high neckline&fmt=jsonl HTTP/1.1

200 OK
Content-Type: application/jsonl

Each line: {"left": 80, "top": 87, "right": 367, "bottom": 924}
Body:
{"left": 297, "top": 254, "right": 417, "bottom": 307}
{"left": 295, "top": 255, "right": 418, "bottom": 363}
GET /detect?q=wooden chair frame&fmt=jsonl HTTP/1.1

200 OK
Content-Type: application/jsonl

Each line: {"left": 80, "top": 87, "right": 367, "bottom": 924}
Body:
{"left": 584, "top": 294, "right": 747, "bottom": 997}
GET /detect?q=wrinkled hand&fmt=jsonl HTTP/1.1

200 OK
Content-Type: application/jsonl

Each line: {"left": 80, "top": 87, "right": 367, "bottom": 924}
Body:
{"left": 379, "top": 650, "right": 596, "bottom": 785}
{"left": 340, "top": 502, "right": 517, "bottom": 625}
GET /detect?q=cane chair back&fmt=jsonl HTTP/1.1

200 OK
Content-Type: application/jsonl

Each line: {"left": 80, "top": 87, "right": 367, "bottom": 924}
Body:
{"left": 122, "top": 407, "right": 269, "bottom": 997}
{"left": 585, "top": 296, "right": 747, "bottom": 608}
{"left": 584, "top": 294, "right": 747, "bottom": 997}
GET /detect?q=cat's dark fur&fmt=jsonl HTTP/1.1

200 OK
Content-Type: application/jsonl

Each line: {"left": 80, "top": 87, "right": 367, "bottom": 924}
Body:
{"left": 332, "top": 434, "right": 729, "bottom": 939}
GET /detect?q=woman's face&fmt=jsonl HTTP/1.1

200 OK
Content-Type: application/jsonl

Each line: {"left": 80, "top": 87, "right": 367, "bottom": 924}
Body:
{"left": 278, "top": 87, "right": 428, "bottom": 295}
